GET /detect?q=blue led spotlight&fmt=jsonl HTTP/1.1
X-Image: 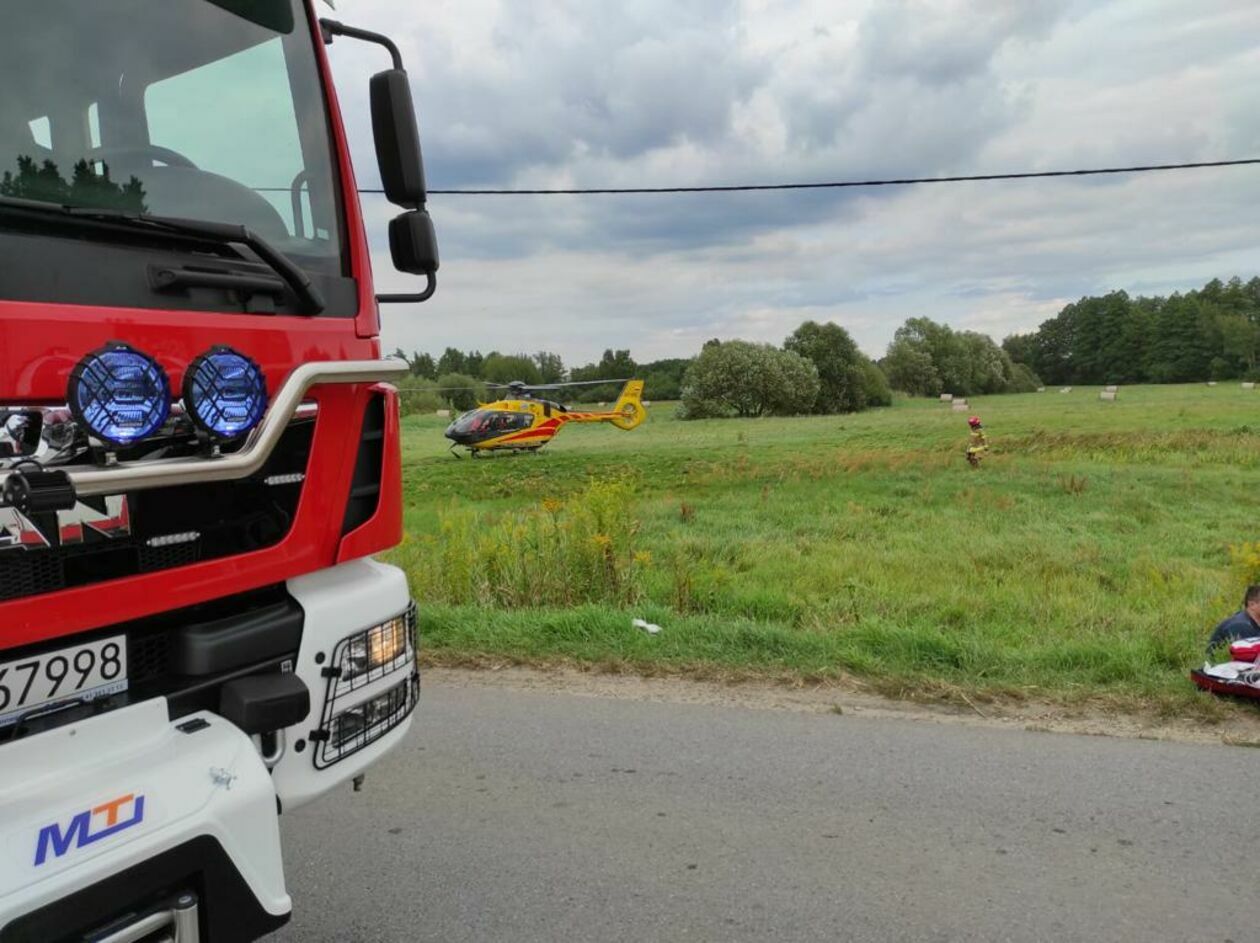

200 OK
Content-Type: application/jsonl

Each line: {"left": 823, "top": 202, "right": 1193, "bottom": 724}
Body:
{"left": 68, "top": 342, "right": 171, "bottom": 447}
{"left": 183, "top": 346, "right": 268, "bottom": 441}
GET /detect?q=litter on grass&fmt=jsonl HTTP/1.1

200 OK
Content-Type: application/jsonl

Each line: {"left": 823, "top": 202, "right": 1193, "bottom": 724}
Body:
{"left": 632, "top": 618, "right": 662, "bottom": 635}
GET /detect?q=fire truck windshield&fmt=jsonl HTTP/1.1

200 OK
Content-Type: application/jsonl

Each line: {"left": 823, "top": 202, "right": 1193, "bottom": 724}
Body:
{"left": 0, "top": 0, "right": 348, "bottom": 293}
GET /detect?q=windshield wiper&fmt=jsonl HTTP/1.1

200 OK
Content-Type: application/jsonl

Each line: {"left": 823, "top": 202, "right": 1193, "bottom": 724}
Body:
{"left": 0, "top": 196, "right": 325, "bottom": 314}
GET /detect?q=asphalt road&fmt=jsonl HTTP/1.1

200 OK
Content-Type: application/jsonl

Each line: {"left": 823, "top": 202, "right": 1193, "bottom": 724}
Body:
{"left": 276, "top": 680, "right": 1257, "bottom": 942}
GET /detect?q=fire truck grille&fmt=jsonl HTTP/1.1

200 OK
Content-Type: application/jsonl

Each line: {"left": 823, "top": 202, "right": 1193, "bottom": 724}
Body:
{"left": 0, "top": 419, "right": 313, "bottom": 603}
{"left": 138, "top": 542, "right": 202, "bottom": 573}
{"left": 127, "top": 631, "right": 174, "bottom": 685}
{"left": 0, "top": 554, "right": 63, "bottom": 600}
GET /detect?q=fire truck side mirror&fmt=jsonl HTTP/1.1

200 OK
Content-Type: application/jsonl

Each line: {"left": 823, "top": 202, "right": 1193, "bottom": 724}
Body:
{"left": 389, "top": 210, "right": 439, "bottom": 276}
{"left": 377, "top": 210, "right": 439, "bottom": 304}
{"left": 370, "top": 69, "right": 427, "bottom": 209}
{"left": 317, "top": 19, "right": 439, "bottom": 303}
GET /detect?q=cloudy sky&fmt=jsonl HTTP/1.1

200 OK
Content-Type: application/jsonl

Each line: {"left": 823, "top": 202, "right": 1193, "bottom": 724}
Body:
{"left": 325, "top": 0, "right": 1260, "bottom": 367}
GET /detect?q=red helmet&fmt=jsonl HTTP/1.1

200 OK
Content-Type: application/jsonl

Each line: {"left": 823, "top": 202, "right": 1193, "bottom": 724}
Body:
{"left": 967, "top": 416, "right": 982, "bottom": 428}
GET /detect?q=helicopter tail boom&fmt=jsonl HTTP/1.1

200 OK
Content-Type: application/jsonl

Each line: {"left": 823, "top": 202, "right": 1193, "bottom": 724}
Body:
{"left": 564, "top": 380, "right": 647, "bottom": 429}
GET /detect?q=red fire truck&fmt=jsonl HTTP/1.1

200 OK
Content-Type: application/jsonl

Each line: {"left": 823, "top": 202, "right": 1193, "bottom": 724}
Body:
{"left": 0, "top": 2, "right": 437, "bottom": 939}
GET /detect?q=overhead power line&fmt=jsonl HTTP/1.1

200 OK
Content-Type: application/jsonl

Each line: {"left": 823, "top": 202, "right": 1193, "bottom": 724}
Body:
{"left": 352, "top": 158, "right": 1259, "bottom": 196}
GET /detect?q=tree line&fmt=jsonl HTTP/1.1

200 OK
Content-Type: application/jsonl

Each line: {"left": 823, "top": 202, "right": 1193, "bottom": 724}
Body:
{"left": 2, "top": 155, "right": 147, "bottom": 212}
{"left": 395, "top": 317, "right": 1028, "bottom": 418}
{"left": 396, "top": 274, "right": 1259, "bottom": 419}
{"left": 1001, "top": 276, "right": 1260, "bottom": 386}
{"left": 393, "top": 320, "right": 895, "bottom": 418}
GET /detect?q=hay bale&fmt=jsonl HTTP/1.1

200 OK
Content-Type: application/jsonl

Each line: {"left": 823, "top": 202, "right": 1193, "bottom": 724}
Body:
{"left": 939, "top": 393, "right": 954, "bottom": 402}
{"left": 1244, "top": 382, "right": 1256, "bottom": 391}
{"left": 1099, "top": 391, "right": 1117, "bottom": 401}
{"left": 435, "top": 408, "right": 450, "bottom": 417}
{"left": 1104, "top": 384, "right": 1119, "bottom": 392}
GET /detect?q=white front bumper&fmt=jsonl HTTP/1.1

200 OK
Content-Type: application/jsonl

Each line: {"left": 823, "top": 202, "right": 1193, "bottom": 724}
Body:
{"left": 0, "top": 699, "right": 289, "bottom": 932}
{"left": 0, "top": 557, "right": 419, "bottom": 937}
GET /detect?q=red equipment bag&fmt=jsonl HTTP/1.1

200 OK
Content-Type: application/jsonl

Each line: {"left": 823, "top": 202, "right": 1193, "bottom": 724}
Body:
{"left": 1229, "top": 638, "right": 1260, "bottom": 662}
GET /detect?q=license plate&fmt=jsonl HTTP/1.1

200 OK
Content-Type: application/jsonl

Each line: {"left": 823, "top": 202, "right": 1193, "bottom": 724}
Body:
{"left": 0, "top": 635, "right": 128, "bottom": 727}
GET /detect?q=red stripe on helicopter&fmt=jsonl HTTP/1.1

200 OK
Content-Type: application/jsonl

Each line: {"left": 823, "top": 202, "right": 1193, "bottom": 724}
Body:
{"left": 500, "top": 428, "right": 555, "bottom": 442}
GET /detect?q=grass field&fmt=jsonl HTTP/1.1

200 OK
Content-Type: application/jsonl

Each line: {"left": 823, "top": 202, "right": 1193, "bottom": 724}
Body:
{"left": 391, "top": 384, "right": 1260, "bottom": 717}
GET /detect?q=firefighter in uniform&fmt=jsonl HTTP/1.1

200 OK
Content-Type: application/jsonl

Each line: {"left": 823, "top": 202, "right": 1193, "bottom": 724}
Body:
{"left": 965, "top": 415, "right": 988, "bottom": 468}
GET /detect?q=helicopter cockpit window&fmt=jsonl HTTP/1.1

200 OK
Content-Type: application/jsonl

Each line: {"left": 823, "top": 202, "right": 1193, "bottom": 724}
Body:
{"left": 449, "top": 409, "right": 531, "bottom": 439}
{"left": 484, "top": 411, "right": 531, "bottom": 433}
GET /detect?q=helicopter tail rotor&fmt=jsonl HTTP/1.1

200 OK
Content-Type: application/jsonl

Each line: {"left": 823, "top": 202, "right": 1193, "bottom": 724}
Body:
{"left": 610, "top": 380, "right": 647, "bottom": 430}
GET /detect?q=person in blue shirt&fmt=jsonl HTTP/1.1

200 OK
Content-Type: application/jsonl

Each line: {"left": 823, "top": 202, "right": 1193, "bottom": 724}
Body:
{"left": 1207, "top": 585, "right": 1260, "bottom": 654}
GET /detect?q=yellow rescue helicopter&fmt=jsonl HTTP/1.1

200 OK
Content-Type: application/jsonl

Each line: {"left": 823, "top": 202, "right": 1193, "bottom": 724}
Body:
{"left": 444, "top": 379, "right": 646, "bottom": 456}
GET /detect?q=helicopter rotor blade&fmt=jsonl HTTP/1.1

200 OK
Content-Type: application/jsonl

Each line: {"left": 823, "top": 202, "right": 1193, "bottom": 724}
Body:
{"left": 486, "top": 378, "right": 631, "bottom": 391}
{"left": 396, "top": 378, "right": 633, "bottom": 395}
{"left": 395, "top": 387, "right": 485, "bottom": 394}
{"left": 546, "top": 378, "right": 631, "bottom": 387}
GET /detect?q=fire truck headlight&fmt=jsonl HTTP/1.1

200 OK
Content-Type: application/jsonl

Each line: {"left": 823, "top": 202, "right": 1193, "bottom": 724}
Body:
{"left": 182, "top": 346, "right": 268, "bottom": 441}
{"left": 338, "top": 611, "right": 412, "bottom": 684}
{"left": 68, "top": 343, "right": 171, "bottom": 446}
{"left": 329, "top": 681, "right": 411, "bottom": 749}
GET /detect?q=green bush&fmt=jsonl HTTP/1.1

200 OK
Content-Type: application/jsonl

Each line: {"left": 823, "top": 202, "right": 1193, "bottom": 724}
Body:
{"left": 680, "top": 340, "right": 819, "bottom": 419}
{"left": 396, "top": 376, "right": 443, "bottom": 417}
{"left": 1007, "top": 362, "right": 1043, "bottom": 394}
{"left": 859, "top": 359, "right": 893, "bottom": 406}
{"left": 784, "top": 320, "right": 888, "bottom": 413}
{"left": 885, "top": 317, "right": 1039, "bottom": 396}
{"left": 436, "top": 373, "right": 485, "bottom": 411}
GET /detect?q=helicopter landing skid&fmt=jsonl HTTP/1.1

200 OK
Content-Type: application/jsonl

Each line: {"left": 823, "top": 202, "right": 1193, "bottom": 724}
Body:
{"left": 461, "top": 444, "right": 546, "bottom": 459}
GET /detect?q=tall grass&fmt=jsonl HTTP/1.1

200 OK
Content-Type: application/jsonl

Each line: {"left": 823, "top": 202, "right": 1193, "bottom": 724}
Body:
{"left": 1230, "top": 541, "right": 1260, "bottom": 588}
{"left": 398, "top": 480, "right": 648, "bottom": 608}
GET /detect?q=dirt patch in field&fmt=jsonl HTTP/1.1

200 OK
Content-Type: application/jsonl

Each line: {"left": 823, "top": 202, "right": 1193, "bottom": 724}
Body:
{"left": 422, "top": 661, "right": 1260, "bottom": 746}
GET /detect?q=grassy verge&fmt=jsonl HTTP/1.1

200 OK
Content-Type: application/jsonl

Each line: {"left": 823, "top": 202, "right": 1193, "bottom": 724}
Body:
{"left": 392, "top": 384, "right": 1260, "bottom": 718}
